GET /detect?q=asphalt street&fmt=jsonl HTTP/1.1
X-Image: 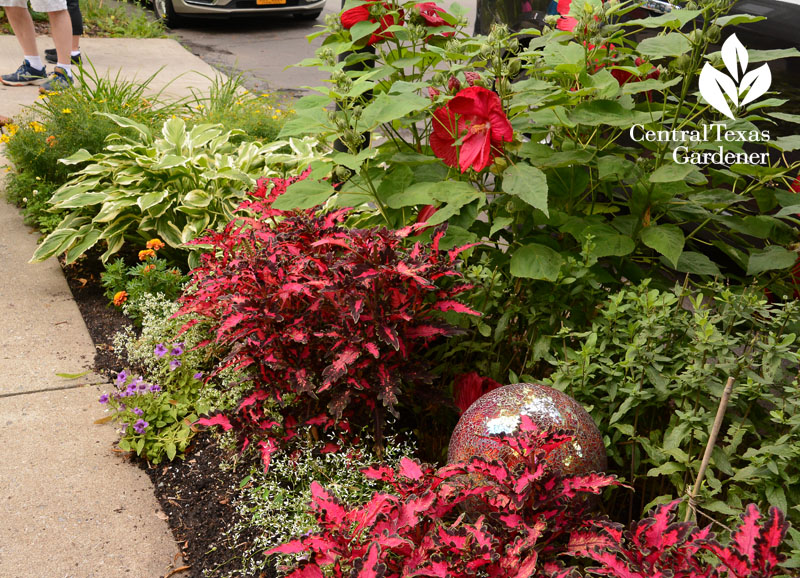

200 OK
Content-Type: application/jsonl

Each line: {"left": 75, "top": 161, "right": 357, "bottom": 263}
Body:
{"left": 165, "top": 0, "right": 477, "bottom": 95}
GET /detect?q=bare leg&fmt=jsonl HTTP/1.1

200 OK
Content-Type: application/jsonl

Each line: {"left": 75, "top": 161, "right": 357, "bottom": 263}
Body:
{"left": 4, "top": 6, "right": 39, "bottom": 57}
{"left": 72, "top": 35, "right": 80, "bottom": 52}
{"left": 48, "top": 9, "right": 73, "bottom": 67}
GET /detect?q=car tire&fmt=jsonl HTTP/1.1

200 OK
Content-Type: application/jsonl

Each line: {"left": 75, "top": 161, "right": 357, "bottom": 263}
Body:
{"left": 294, "top": 9, "right": 322, "bottom": 20}
{"left": 153, "top": 0, "right": 182, "bottom": 28}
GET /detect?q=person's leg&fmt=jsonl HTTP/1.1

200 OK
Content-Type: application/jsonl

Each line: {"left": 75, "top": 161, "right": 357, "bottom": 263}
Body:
{"left": 47, "top": 9, "right": 72, "bottom": 70}
{"left": 0, "top": 1, "right": 49, "bottom": 86}
{"left": 4, "top": 5, "right": 39, "bottom": 56}
{"left": 45, "top": 0, "right": 81, "bottom": 63}
{"left": 67, "top": 0, "right": 82, "bottom": 52}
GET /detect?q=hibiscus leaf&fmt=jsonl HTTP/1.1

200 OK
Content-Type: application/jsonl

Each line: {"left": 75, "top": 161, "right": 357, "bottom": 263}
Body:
{"left": 510, "top": 243, "right": 564, "bottom": 281}
{"left": 502, "top": 162, "right": 549, "bottom": 216}
{"left": 360, "top": 93, "right": 430, "bottom": 130}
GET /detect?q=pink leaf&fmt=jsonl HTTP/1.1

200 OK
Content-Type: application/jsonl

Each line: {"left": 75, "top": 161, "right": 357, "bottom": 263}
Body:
{"left": 195, "top": 414, "right": 232, "bottom": 431}
{"left": 433, "top": 300, "right": 481, "bottom": 316}
{"left": 310, "top": 481, "right": 347, "bottom": 523}
{"left": 265, "top": 539, "right": 306, "bottom": 556}
{"left": 398, "top": 457, "right": 424, "bottom": 480}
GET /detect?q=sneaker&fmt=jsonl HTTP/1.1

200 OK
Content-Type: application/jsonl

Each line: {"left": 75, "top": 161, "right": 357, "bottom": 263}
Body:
{"left": 44, "top": 49, "right": 81, "bottom": 65}
{"left": 38, "top": 66, "right": 73, "bottom": 93}
{"left": 0, "top": 60, "right": 47, "bottom": 86}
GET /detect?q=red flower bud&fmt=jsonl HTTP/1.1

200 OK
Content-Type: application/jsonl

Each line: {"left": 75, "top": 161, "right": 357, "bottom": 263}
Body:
{"left": 428, "top": 86, "right": 441, "bottom": 100}
{"left": 464, "top": 71, "right": 480, "bottom": 86}
{"left": 447, "top": 76, "right": 461, "bottom": 93}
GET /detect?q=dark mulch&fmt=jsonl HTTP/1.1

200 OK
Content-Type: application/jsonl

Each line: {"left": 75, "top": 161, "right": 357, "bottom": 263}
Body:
{"left": 60, "top": 255, "right": 256, "bottom": 578}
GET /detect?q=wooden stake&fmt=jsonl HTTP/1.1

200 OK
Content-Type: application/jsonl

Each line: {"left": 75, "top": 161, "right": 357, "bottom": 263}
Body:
{"left": 684, "top": 376, "right": 735, "bottom": 522}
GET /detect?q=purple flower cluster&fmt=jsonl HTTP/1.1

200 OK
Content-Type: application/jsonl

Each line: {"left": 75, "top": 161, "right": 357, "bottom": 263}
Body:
{"left": 133, "top": 419, "right": 149, "bottom": 434}
{"left": 154, "top": 342, "right": 187, "bottom": 373}
{"left": 98, "top": 370, "right": 162, "bottom": 405}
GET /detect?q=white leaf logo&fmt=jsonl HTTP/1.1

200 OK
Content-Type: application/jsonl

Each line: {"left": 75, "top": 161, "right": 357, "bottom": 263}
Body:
{"left": 699, "top": 33, "right": 772, "bottom": 120}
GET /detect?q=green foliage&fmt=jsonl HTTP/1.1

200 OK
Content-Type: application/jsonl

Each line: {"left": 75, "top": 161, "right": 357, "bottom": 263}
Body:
{"left": 100, "top": 353, "right": 211, "bottom": 465}
{"left": 30, "top": 116, "right": 322, "bottom": 266}
{"left": 78, "top": 0, "right": 165, "bottom": 38}
{"left": 100, "top": 242, "right": 187, "bottom": 325}
{"left": 2, "top": 173, "right": 64, "bottom": 234}
{"left": 224, "top": 432, "right": 415, "bottom": 577}
{"left": 545, "top": 280, "right": 800, "bottom": 564}
{"left": 4, "top": 64, "right": 173, "bottom": 185}
{"left": 279, "top": 0, "right": 800, "bottom": 297}
{"left": 189, "top": 74, "right": 293, "bottom": 143}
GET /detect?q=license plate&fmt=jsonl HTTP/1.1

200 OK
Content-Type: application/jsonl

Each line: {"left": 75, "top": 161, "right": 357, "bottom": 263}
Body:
{"left": 257, "top": 0, "right": 286, "bottom": 5}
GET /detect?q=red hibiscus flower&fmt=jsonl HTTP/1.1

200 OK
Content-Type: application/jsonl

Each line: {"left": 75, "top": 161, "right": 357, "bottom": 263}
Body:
{"left": 415, "top": 2, "right": 450, "bottom": 26}
{"left": 556, "top": 0, "right": 578, "bottom": 31}
{"left": 341, "top": 1, "right": 400, "bottom": 46}
{"left": 430, "top": 86, "right": 513, "bottom": 173}
{"left": 453, "top": 372, "right": 502, "bottom": 414}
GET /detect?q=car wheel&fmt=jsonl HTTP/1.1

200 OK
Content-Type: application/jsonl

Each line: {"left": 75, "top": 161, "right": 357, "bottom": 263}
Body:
{"left": 153, "top": 0, "right": 182, "bottom": 28}
{"left": 294, "top": 9, "right": 322, "bottom": 20}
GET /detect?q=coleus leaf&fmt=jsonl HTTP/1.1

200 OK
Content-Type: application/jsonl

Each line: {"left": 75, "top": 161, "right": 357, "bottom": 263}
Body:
{"left": 310, "top": 481, "right": 347, "bottom": 524}
{"left": 194, "top": 414, "right": 232, "bottom": 431}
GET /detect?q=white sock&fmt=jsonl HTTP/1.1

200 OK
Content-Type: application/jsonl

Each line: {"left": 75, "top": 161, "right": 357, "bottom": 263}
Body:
{"left": 56, "top": 63, "right": 73, "bottom": 77}
{"left": 24, "top": 55, "right": 44, "bottom": 70}
{"left": 71, "top": 50, "right": 80, "bottom": 57}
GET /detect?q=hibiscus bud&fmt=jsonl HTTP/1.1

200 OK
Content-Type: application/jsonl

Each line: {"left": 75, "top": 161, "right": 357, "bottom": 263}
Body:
{"left": 491, "top": 157, "right": 508, "bottom": 173}
{"left": 428, "top": 86, "right": 441, "bottom": 100}
{"left": 351, "top": 105, "right": 363, "bottom": 120}
{"left": 479, "top": 43, "right": 493, "bottom": 58}
{"left": 464, "top": 71, "right": 480, "bottom": 86}
{"left": 688, "top": 29, "right": 704, "bottom": 46}
{"left": 508, "top": 38, "right": 519, "bottom": 53}
{"left": 445, "top": 39, "right": 461, "bottom": 53}
{"left": 334, "top": 165, "right": 352, "bottom": 181}
{"left": 508, "top": 58, "right": 522, "bottom": 77}
{"left": 706, "top": 24, "right": 721, "bottom": 43}
{"left": 672, "top": 54, "right": 692, "bottom": 73}
{"left": 496, "top": 77, "right": 512, "bottom": 96}
{"left": 448, "top": 76, "right": 462, "bottom": 92}
{"left": 685, "top": 0, "right": 697, "bottom": 8}
{"left": 319, "top": 48, "right": 335, "bottom": 67}
{"left": 544, "top": 14, "right": 559, "bottom": 27}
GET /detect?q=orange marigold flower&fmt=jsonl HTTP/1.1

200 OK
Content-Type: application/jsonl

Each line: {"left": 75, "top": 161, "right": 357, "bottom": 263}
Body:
{"left": 146, "top": 238, "right": 165, "bottom": 251}
{"left": 139, "top": 249, "right": 156, "bottom": 261}
{"left": 46, "top": 135, "right": 57, "bottom": 147}
{"left": 113, "top": 291, "right": 128, "bottom": 306}
{"left": 143, "top": 264, "right": 156, "bottom": 274}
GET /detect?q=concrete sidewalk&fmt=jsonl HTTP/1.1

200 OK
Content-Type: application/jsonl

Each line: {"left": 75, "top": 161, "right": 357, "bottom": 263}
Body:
{"left": 0, "top": 36, "right": 222, "bottom": 577}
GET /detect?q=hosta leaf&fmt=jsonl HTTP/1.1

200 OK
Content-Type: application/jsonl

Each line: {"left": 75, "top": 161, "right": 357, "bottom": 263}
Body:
{"left": 30, "top": 228, "right": 79, "bottom": 263}
{"left": 64, "top": 228, "right": 102, "bottom": 264}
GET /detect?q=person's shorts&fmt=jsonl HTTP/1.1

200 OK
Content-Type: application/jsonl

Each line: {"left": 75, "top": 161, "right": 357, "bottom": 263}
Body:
{"left": 0, "top": 0, "right": 67, "bottom": 12}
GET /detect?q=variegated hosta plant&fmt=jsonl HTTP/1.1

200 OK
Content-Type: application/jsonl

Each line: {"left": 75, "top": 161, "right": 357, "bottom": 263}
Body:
{"left": 30, "top": 113, "right": 323, "bottom": 268}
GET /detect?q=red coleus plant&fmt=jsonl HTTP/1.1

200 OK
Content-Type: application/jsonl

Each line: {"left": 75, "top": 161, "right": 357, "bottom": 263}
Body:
{"left": 267, "top": 416, "right": 621, "bottom": 577}
{"left": 266, "top": 416, "right": 792, "bottom": 577}
{"left": 341, "top": 0, "right": 400, "bottom": 46}
{"left": 182, "top": 173, "right": 480, "bottom": 466}
{"left": 430, "top": 85, "right": 514, "bottom": 173}
{"left": 574, "top": 500, "right": 790, "bottom": 578}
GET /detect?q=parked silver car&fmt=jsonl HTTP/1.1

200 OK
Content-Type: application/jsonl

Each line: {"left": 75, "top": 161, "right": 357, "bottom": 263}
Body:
{"left": 152, "top": 0, "right": 326, "bottom": 28}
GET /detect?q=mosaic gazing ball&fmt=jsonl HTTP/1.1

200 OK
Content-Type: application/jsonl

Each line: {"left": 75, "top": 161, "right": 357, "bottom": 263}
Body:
{"left": 447, "top": 383, "right": 607, "bottom": 477}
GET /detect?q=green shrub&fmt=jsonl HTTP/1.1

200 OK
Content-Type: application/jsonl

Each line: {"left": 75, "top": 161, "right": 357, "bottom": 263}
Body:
{"left": 30, "top": 116, "right": 323, "bottom": 267}
{"left": 545, "top": 280, "right": 800, "bottom": 565}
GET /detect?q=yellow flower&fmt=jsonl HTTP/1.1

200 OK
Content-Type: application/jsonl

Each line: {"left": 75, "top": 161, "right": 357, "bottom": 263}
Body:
{"left": 271, "top": 115, "right": 278, "bottom": 120}
{"left": 28, "top": 121, "right": 46, "bottom": 132}
{"left": 196, "top": 104, "right": 205, "bottom": 109}
{"left": 275, "top": 109, "right": 281, "bottom": 115}
{"left": 138, "top": 249, "right": 156, "bottom": 261}
{"left": 0, "top": 135, "right": 9, "bottom": 144}
{"left": 145, "top": 238, "right": 165, "bottom": 251}
{"left": 113, "top": 291, "right": 128, "bottom": 306}
{"left": 61, "top": 108, "right": 72, "bottom": 114}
